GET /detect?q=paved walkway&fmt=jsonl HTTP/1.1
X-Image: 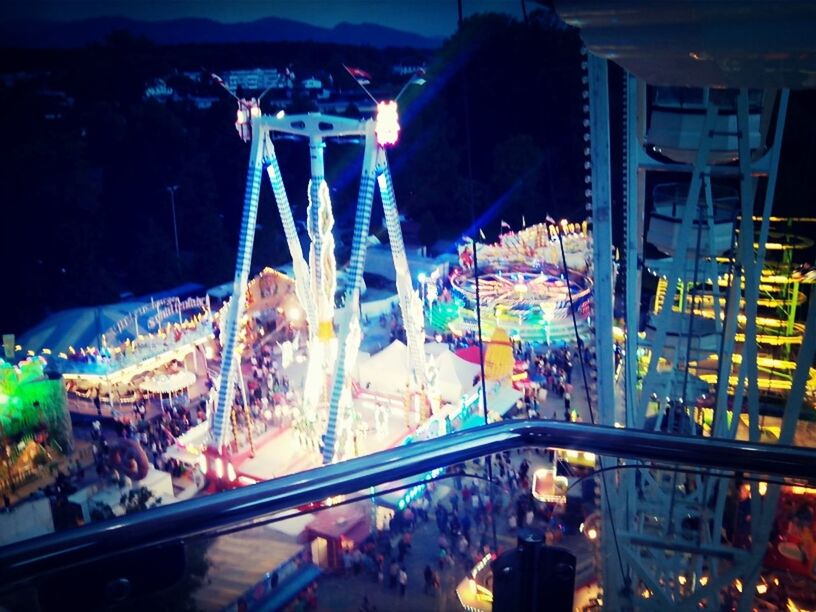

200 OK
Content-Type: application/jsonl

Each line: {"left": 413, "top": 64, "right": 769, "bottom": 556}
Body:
{"left": 288, "top": 448, "right": 594, "bottom": 611}
{"left": 193, "top": 528, "right": 301, "bottom": 611}
{"left": 531, "top": 360, "right": 595, "bottom": 426}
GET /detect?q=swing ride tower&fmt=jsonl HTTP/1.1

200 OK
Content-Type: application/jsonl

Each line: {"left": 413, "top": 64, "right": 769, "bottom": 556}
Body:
{"left": 208, "top": 102, "right": 429, "bottom": 476}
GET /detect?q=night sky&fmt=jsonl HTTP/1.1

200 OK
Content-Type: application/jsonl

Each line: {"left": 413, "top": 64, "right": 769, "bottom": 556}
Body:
{"left": 0, "top": 0, "right": 525, "bottom": 37}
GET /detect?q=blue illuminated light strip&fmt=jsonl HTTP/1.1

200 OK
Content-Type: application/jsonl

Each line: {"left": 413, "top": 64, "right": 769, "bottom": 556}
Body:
{"left": 394, "top": 391, "right": 481, "bottom": 510}
{"left": 212, "top": 135, "right": 264, "bottom": 450}
{"left": 321, "top": 134, "right": 378, "bottom": 464}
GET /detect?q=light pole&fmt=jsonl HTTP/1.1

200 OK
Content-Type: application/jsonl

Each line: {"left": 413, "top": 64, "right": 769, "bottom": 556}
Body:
{"left": 166, "top": 185, "right": 181, "bottom": 274}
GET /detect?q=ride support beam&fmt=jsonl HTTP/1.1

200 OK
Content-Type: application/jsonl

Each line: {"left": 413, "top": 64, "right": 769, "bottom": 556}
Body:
{"left": 379, "top": 155, "right": 427, "bottom": 392}
{"left": 637, "top": 103, "right": 717, "bottom": 422}
{"left": 322, "top": 125, "right": 379, "bottom": 464}
{"left": 264, "top": 136, "right": 315, "bottom": 336}
{"left": 623, "top": 71, "right": 643, "bottom": 429}
{"left": 211, "top": 127, "right": 265, "bottom": 451}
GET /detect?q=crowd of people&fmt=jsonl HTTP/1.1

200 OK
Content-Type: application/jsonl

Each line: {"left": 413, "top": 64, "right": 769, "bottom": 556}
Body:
{"left": 313, "top": 448, "right": 583, "bottom": 611}
{"left": 517, "top": 341, "right": 592, "bottom": 422}
{"left": 244, "top": 343, "right": 293, "bottom": 428}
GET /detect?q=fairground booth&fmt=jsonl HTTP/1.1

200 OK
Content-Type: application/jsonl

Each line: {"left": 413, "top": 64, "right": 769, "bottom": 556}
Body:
{"left": 303, "top": 502, "right": 372, "bottom": 571}
{"left": 14, "top": 269, "right": 303, "bottom": 432}
{"left": 0, "top": 356, "right": 72, "bottom": 493}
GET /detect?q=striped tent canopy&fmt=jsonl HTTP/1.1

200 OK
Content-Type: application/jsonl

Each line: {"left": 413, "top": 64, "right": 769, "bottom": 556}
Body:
{"left": 19, "top": 302, "right": 147, "bottom": 355}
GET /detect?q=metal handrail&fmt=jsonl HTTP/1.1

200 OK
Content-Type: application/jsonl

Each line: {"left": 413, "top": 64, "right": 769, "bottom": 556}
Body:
{"left": 2, "top": 420, "right": 815, "bottom": 585}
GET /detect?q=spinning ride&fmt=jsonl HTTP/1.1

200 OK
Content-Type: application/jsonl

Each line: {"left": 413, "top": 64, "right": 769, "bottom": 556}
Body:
{"left": 431, "top": 222, "right": 593, "bottom": 343}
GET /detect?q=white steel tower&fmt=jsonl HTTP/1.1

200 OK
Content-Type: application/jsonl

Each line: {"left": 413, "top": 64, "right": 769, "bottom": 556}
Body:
{"left": 210, "top": 101, "right": 428, "bottom": 471}
{"left": 555, "top": 3, "right": 816, "bottom": 607}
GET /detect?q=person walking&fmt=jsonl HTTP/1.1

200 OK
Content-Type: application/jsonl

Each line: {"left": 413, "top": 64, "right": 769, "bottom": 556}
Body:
{"left": 435, "top": 504, "right": 448, "bottom": 533}
{"left": 424, "top": 564, "right": 434, "bottom": 594}
{"left": 398, "top": 566, "right": 408, "bottom": 597}
{"left": 389, "top": 558, "right": 400, "bottom": 588}
{"left": 458, "top": 533, "right": 469, "bottom": 560}
{"left": 438, "top": 545, "right": 450, "bottom": 571}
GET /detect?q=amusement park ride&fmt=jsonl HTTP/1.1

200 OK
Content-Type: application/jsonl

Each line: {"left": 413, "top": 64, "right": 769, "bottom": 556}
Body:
{"left": 431, "top": 222, "right": 595, "bottom": 343}
{"left": 205, "top": 74, "right": 430, "bottom": 483}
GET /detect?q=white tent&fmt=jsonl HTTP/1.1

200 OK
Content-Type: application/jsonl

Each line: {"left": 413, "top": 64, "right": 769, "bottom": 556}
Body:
{"left": 432, "top": 351, "right": 480, "bottom": 403}
{"left": 481, "top": 383, "right": 524, "bottom": 417}
{"left": 424, "top": 341, "right": 450, "bottom": 357}
{"left": 355, "top": 340, "right": 482, "bottom": 402}
{"left": 356, "top": 339, "right": 410, "bottom": 395}
{"left": 20, "top": 302, "right": 147, "bottom": 355}
{"left": 140, "top": 370, "right": 197, "bottom": 394}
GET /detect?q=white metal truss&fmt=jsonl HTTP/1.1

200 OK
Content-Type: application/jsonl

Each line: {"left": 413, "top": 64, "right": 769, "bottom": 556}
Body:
{"left": 211, "top": 111, "right": 428, "bottom": 464}
{"left": 587, "top": 54, "right": 802, "bottom": 610}
{"left": 323, "top": 139, "right": 429, "bottom": 464}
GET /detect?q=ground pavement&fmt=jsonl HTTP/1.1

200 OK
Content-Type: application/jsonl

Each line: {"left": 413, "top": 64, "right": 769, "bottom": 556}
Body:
{"left": 306, "top": 448, "right": 595, "bottom": 612}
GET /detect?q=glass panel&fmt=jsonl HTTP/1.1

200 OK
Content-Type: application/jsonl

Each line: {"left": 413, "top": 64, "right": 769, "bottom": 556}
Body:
{"left": 3, "top": 444, "right": 815, "bottom": 611}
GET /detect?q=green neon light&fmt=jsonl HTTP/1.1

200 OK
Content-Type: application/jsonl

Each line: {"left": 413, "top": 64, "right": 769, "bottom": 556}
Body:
{"left": 0, "top": 358, "right": 70, "bottom": 446}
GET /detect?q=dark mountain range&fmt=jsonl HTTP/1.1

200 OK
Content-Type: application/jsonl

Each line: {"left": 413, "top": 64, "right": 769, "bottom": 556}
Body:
{"left": 0, "top": 16, "right": 444, "bottom": 49}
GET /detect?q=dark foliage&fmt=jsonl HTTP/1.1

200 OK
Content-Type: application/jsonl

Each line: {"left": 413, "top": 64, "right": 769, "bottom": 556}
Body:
{"left": 11, "top": 12, "right": 813, "bottom": 336}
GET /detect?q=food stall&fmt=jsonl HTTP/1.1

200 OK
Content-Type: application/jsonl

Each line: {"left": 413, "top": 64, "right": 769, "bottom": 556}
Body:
{"left": 303, "top": 503, "right": 372, "bottom": 570}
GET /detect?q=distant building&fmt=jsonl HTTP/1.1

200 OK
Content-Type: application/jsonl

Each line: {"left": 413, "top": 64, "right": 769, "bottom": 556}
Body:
{"left": 39, "top": 89, "right": 75, "bottom": 120}
{"left": 1, "top": 71, "right": 42, "bottom": 87}
{"left": 181, "top": 70, "right": 203, "bottom": 82}
{"left": 189, "top": 96, "right": 219, "bottom": 110}
{"left": 300, "top": 77, "right": 330, "bottom": 100}
{"left": 224, "top": 68, "right": 292, "bottom": 91}
{"left": 392, "top": 64, "right": 425, "bottom": 76}
{"left": 144, "top": 79, "right": 174, "bottom": 100}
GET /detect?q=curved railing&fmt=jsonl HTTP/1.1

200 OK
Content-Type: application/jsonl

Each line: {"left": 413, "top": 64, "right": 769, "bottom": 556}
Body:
{"left": 3, "top": 419, "right": 815, "bottom": 587}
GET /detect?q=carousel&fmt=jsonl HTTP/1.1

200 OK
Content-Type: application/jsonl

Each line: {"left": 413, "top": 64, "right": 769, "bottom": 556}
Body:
{"left": 430, "top": 221, "right": 593, "bottom": 343}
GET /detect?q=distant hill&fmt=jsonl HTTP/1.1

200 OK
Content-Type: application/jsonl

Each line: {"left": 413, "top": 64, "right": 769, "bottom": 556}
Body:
{"left": 0, "top": 16, "right": 444, "bottom": 49}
